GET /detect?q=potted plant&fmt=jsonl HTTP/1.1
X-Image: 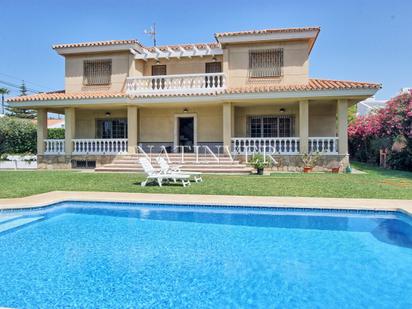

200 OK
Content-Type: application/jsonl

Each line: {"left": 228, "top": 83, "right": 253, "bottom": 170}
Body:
{"left": 301, "top": 152, "right": 319, "bottom": 173}
{"left": 249, "top": 154, "right": 268, "bottom": 175}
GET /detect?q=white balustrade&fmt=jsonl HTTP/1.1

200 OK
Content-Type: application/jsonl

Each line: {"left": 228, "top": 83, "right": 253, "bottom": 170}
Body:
{"left": 126, "top": 73, "right": 226, "bottom": 95}
{"left": 72, "top": 139, "right": 128, "bottom": 155}
{"left": 309, "top": 137, "right": 338, "bottom": 154}
{"left": 231, "top": 137, "right": 300, "bottom": 155}
{"left": 44, "top": 139, "right": 65, "bottom": 154}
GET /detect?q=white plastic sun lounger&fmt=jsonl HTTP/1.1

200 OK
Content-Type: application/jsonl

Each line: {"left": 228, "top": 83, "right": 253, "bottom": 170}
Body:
{"left": 139, "top": 157, "right": 191, "bottom": 187}
{"left": 156, "top": 157, "right": 203, "bottom": 183}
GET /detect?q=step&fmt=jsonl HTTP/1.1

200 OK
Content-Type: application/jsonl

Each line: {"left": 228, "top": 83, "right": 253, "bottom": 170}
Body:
{"left": 0, "top": 214, "right": 22, "bottom": 224}
{"left": 104, "top": 163, "right": 247, "bottom": 168}
{"left": 95, "top": 167, "right": 253, "bottom": 174}
{"left": 0, "top": 216, "right": 44, "bottom": 233}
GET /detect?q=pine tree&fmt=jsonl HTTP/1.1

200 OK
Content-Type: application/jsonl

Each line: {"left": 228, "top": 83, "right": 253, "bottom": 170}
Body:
{"left": 6, "top": 81, "right": 36, "bottom": 119}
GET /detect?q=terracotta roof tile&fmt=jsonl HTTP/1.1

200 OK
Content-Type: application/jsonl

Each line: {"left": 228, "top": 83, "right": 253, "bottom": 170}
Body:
{"left": 52, "top": 39, "right": 141, "bottom": 49}
{"left": 215, "top": 27, "right": 320, "bottom": 38}
{"left": 7, "top": 79, "right": 380, "bottom": 102}
{"left": 7, "top": 91, "right": 125, "bottom": 102}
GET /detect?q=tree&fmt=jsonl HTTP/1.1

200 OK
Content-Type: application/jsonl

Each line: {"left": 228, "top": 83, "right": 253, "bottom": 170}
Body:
{"left": 6, "top": 81, "right": 36, "bottom": 119}
{"left": 0, "top": 87, "right": 9, "bottom": 115}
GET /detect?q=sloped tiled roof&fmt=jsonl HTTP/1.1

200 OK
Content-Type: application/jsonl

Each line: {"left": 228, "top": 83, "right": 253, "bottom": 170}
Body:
{"left": 7, "top": 79, "right": 380, "bottom": 102}
{"left": 225, "top": 79, "right": 381, "bottom": 94}
{"left": 52, "top": 39, "right": 142, "bottom": 49}
{"left": 7, "top": 91, "right": 125, "bottom": 102}
{"left": 215, "top": 27, "right": 320, "bottom": 38}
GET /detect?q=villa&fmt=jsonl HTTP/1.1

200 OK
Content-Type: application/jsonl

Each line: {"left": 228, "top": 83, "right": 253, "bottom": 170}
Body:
{"left": 8, "top": 26, "right": 381, "bottom": 171}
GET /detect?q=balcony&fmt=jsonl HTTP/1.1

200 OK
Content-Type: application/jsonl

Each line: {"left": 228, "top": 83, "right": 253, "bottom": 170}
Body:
{"left": 125, "top": 73, "right": 226, "bottom": 96}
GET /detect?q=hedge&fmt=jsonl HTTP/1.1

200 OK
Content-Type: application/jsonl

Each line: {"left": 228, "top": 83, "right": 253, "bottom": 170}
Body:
{"left": 0, "top": 117, "right": 65, "bottom": 155}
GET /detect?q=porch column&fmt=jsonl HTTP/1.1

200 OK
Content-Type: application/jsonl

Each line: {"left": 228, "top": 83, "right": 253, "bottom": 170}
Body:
{"left": 36, "top": 108, "right": 48, "bottom": 155}
{"left": 64, "top": 107, "right": 75, "bottom": 155}
{"left": 299, "top": 100, "right": 309, "bottom": 154}
{"left": 223, "top": 102, "right": 232, "bottom": 148}
{"left": 127, "top": 106, "right": 139, "bottom": 154}
{"left": 337, "top": 99, "right": 348, "bottom": 155}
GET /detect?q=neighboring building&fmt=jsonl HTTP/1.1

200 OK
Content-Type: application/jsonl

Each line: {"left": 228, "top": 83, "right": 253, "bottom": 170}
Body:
{"left": 47, "top": 119, "right": 65, "bottom": 129}
{"left": 357, "top": 97, "right": 387, "bottom": 116}
{"left": 7, "top": 27, "right": 380, "bottom": 171}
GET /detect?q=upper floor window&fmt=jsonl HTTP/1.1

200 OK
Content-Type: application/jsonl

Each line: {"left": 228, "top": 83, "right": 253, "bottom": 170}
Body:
{"left": 205, "top": 62, "right": 222, "bottom": 73}
{"left": 83, "top": 59, "right": 112, "bottom": 86}
{"left": 249, "top": 49, "right": 283, "bottom": 78}
{"left": 152, "top": 65, "right": 167, "bottom": 76}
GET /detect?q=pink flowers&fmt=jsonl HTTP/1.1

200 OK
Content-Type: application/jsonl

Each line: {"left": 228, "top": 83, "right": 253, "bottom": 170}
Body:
{"left": 349, "top": 90, "right": 412, "bottom": 140}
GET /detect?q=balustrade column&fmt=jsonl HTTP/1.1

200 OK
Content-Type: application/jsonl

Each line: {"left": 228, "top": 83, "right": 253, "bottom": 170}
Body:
{"left": 127, "top": 106, "right": 139, "bottom": 154}
{"left": 337, "top": 99, "right": 348, "bottom": 155}
{"left": 64, "top": 107, "right": 76, "bottom": 155}
{"left": 37, "top": 108, "right": 48, "bottom": 155}
{"left": 299, "top": 100, "right": 309, "bottom": 154}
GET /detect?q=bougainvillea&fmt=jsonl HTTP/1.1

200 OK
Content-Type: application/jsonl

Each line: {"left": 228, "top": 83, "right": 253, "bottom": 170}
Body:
{"left": 348, "top": 90, "right": 412, "bottom": 170}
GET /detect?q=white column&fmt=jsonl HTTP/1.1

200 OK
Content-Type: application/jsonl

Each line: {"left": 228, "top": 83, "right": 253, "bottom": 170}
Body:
{"left": 64, "top": 107, "right": 75, "bottom": 155}
{"left": 37, "top": 109, "right": 48, "bottom": 155}
{"left": 127, "top": 106, "right": 139, "bottom": 154}
{"left": 223, "top": 102, "right": 232, "bottom": 148}
{"left": 337, "top": 99, "right": 348, "bottom": 155}
{"left": 299, "top": 100, "right": 309, "bottom": 154}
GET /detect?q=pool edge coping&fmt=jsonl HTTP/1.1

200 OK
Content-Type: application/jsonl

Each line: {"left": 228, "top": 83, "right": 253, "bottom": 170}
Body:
{"left": 0, "top": 191, "right": 411, "bottom": 216}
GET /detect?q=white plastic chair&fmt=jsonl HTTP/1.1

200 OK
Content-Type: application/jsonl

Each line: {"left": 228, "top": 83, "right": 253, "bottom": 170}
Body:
{"left": 156, "top": 157, "right": 203, "bottom": 183}
{"left": 139, "top": 157, "right": 190, "bottom": 187}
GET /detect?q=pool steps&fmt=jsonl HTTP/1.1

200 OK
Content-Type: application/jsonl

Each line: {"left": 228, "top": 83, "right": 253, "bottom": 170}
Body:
{"left": 0, "top": 216, "right": 44, "bottom": 234}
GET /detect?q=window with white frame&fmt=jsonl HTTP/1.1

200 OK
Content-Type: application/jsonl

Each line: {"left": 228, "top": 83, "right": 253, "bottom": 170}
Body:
{"left": 83, "top": 59, "right": 112, "bottom": 85}
{"left": 247, "top": 115, "right": 294, "bottom": 137}
{"left": 96, "top": 119, "right": 127, "bottom": 138}
{"left": 249, "top": 49, "right": 283, "bottom": 78}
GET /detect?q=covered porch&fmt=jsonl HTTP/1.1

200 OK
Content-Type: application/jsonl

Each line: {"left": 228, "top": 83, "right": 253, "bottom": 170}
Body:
{"left": 37, "top": 98, "right": 349, "bottom": 168}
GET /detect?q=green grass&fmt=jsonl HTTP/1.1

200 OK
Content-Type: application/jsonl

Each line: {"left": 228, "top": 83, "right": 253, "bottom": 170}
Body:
{"left": 0, "top": 162, "right": 411, "bottom": 199}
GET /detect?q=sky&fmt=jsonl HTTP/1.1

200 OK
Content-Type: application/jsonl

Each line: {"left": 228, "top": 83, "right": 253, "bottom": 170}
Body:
{"left": 0, "top": 0, "right": 410, "bottom": 99}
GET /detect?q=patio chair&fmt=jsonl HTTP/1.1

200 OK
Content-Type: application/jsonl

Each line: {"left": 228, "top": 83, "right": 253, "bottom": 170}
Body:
{"left": 156, "top": 157, "right": 203, "bottom": 183}
{"left": 139, "top": 157, "right": 191, "bottom": 187}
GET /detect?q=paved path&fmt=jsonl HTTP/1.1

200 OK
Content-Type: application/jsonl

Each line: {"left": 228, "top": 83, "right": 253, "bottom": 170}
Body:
{"left": 0, "top": 191, "right": 411, "bottom": 215}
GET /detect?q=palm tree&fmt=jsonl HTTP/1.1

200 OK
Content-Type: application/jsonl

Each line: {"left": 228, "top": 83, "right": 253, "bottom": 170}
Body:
{"left": 0, "top": 87, "right": 9, "bottom": 115}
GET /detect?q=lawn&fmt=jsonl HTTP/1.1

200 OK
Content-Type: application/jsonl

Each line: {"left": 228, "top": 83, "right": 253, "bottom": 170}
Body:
{"left": 0, "top": 163, "right": 411, "bottom": 199}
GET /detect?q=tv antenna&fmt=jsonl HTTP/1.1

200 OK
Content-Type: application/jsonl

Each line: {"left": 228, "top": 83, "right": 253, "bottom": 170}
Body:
{"left": 144, "top": 23, "right": 157, "bottom": 46}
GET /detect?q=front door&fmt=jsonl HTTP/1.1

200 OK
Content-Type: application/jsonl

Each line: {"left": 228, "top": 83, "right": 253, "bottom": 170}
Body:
{"left": 178, "top": 117, "right": 194, "bottom": 151}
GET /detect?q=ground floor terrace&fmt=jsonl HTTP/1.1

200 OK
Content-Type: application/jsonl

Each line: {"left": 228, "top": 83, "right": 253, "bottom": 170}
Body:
{"left": 35, "top": 98, "right": 351, "bottom": 170}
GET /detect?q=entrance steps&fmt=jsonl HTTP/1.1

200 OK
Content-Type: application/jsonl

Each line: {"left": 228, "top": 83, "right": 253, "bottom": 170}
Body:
{"left": 95, "top": 153, "right": 253, "bottom": 174}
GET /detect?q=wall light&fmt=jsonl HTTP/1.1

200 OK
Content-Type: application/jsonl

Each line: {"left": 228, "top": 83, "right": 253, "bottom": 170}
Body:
{"left": 105, "top": 112, "right": 111, "bottom": 117}
{"left": 183, "top": 108, "right": 188, "bottom": 113}
{"left": 212, "top": 56, "right": 217, "bottom": 62}
{"left": 279, "top": 108, "right": 286, "bottom": 113}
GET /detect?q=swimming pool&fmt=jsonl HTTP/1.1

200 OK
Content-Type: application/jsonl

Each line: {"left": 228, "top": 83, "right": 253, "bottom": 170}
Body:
{"left": 0, "top": 201, "right": 411, "bottom": 308}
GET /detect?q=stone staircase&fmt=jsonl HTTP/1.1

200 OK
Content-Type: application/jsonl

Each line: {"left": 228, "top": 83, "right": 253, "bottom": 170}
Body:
{"left": 95, "top": 153, "right": 253, "bottom": 174}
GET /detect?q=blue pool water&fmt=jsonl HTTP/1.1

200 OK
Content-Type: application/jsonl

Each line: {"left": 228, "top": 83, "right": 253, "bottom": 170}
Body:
{"left": 0, "top": 202, "right": 411, "bottom": 308}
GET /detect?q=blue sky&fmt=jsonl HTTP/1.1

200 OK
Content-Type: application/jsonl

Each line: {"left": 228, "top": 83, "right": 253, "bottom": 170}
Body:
{"left": 0, "top": 0, "right": 410, "bottom": 99}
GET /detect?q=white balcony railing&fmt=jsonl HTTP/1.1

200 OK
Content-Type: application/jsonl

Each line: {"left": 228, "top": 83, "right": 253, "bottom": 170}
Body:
{"left": 44, "top": 139, "right": 65, "bottom": 155}
{"left": 72, "top": 139, "right": 128, "bottom": 155}
{"left": 232, "top": 137, "right": 339, "bottom": 155}
{"left": 232, "top": 137, "right": 300, "bottom": 155}
{"left": 125, "top": 73, "right": 226, "bottom": 95}
{"left": 309, "top": 137, "right": 338, "bottom": 154}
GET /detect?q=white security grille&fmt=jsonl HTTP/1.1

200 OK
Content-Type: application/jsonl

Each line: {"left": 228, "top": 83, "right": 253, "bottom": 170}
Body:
{"left": 83, "top": 59, "right": 112, "bottom": 85}
{"left": 249, "top": 49, "right": 283, "bottom": 78}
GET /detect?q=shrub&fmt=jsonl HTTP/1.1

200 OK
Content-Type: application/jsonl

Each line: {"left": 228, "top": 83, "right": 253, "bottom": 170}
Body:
{"left": 348, "top": 90, "right": 412, "bottom": 170}
{"left": 48, "top": 128, "right": 65, "bottom": 139}
{"left": 0, "top": 116, "right": 37, "bottom": 154}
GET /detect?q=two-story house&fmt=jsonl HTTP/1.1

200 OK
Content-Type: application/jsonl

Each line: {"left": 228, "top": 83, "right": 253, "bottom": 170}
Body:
{"left": 8, "top": 27, "right": 380, "bottom": 172}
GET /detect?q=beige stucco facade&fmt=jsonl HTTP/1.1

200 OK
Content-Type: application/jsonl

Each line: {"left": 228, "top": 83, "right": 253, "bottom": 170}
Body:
{"left": 8, "top": 27, "right": 380, "bottom": 171}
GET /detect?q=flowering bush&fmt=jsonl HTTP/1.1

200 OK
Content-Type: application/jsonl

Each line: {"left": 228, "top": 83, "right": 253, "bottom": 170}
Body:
{"left": 348, "top": 90, "right": 412, "bottom": 170}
